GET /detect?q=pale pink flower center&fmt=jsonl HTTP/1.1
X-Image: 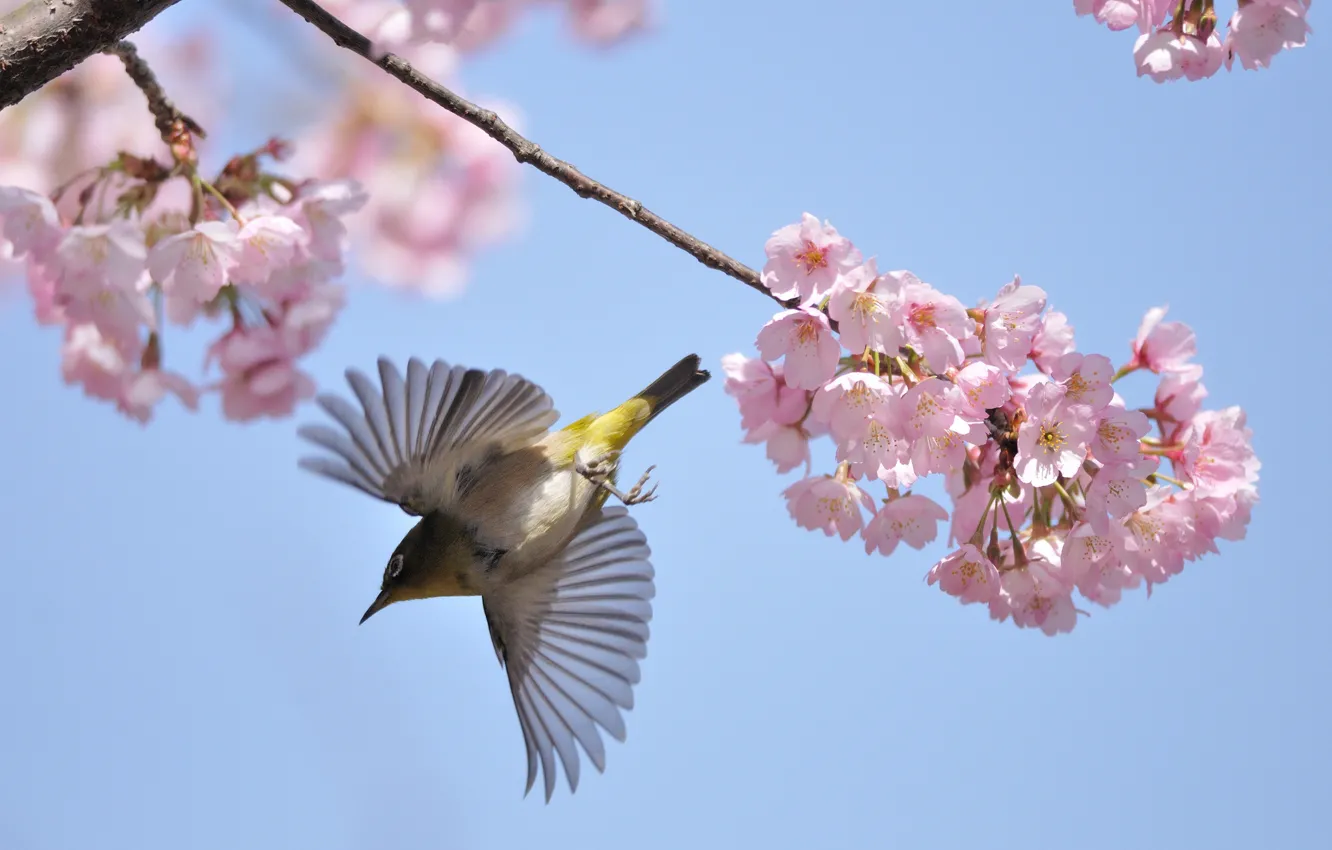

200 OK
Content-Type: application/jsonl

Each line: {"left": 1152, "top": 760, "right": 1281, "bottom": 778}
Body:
{"left": 1066, "top": 372, "right": 1090, "bottom": 401}
{"left": 1082, "top": 535, "right": 1110, "bottom": 559}
{"left": 910, "top": 303, "right": 936, "bottom": 329}
{"left": 816, "top": 494, "right": 852, "bottom": 520}
{"left": 927, "top": 432, "right": 960, "bottom": 458}
{"left": 794, "top": 241, "right": 827, "bottom": 274}
{"left": 952, "top": 558, "right": 984, "bottom": 587}
{"left": 1037, "top": 421, "right": 1067, "bottom": 454}
{"left": 794, "top": 318, "right": 820, "bottom": 346}
{"left": 189, "top": 236, "right": 216, "bottom": 265}
{"left": 863, "top": 420, "right": 894, "bottom": 451}
{"left": 914, "top": 392, "right": 943, "bottom": 420}
{"left": 889, "top": 516, "right": 918, "bottom": 537}
{"left": 1098, "top": 419, "right": 1130, "bottom": 451}
{"left": 1127, "top": 512, "right": 1163, "bottom": 546}
{"left": 851, "top": 292, "right": 879, "bottom": 321}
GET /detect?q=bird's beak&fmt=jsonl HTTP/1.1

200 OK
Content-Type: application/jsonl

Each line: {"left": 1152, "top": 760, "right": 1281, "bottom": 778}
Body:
{"left": 359, "top": 588, "right": 394, "bottom": 625}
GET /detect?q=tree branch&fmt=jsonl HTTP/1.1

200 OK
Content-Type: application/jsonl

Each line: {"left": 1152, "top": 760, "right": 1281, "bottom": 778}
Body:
{"left": 0, "top": 0, "right": 183, "bottom": 111}
{"left": 275, "top": 0, "right": 784, "bottom": 308}
{"left": 103, "top": 40, "right": 205, "bottom": 143}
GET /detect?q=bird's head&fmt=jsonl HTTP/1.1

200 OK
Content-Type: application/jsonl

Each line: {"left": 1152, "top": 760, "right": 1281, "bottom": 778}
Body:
{"left": 359, "top": 512, "right": 482, "bottom": 624}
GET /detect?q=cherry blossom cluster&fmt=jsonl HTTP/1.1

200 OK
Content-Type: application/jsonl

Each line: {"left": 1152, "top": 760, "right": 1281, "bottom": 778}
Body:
{"left": 723, "top": 213, "right": 1259, "bottom": 635}
{"left": 333, "top": 0, "right": 653, "bottom": 52}
{"left": 300, "top": 0, "right": 652, "bottom": 296}
{"left": 0, "top": 135, "right": 366, "bottom": 424}
{"left": 1075, "top": 0, "right": 1312, "bottom": 81}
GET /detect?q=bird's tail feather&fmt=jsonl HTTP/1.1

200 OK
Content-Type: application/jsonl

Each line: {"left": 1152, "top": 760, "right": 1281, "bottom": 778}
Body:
{"left": 634, "top": 354, "right": 712, "bottom": 426}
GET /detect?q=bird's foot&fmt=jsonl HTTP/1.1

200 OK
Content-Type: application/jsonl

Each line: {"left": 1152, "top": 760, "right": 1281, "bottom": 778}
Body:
{"left": 575, "top": 456, "right": 659, "bottom": 506}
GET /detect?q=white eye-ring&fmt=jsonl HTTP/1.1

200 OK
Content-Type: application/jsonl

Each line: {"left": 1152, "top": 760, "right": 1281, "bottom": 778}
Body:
{"left": 386, "top": 553, "right": 405, "bottom": 579}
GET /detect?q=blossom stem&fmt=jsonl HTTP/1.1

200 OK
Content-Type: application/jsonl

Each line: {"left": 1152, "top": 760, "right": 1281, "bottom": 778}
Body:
{"left": 895, "top": 356, "right": 918, "bottom": 386}
{"left": 1051, "top": 480, "right": 1082, "bottom": 521}
{"left": 1111, "top": 363, "right": 1140, "bottom": 383}
{"left": 1000, "top": 498, "right": 1027, "bottom": 567}
{"left": 196, "top": 177, "right": 248, "bottom": 226}
{"left": 969, "top": 490, "right": 999, "bottom": 548}
{"left": 1147, "top": 472, "right": 1190, "bottom": 489}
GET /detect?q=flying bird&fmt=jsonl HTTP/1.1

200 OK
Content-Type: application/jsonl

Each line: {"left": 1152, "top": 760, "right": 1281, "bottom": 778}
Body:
{"left": 296, "top": 353, "right": 710, "bottom": 800}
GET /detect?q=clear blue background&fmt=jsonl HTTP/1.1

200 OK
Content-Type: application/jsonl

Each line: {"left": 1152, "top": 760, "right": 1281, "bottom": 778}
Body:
{"left": 2, "top": 2, "right": 1327, "bottom": 848}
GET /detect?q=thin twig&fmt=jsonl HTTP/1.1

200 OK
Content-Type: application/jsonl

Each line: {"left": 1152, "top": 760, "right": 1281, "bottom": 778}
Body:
{"left": 102, "top": 40, "right": 206, "bottom": 145}
{"left": 275, "top": 0, "right": 785, "bottom": 307}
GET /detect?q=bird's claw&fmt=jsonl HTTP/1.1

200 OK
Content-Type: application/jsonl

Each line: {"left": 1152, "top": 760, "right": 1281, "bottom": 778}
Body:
{"left": 621, "top": 465, "right": 659, "bottom": 505}
{"left": 575, "top": 457, "right": 659, "bottom": 506}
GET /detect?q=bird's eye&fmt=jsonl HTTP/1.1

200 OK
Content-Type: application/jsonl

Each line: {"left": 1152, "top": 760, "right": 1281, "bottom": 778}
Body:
{"left": 386, "top": 553, "right": 405, "bottom": 580}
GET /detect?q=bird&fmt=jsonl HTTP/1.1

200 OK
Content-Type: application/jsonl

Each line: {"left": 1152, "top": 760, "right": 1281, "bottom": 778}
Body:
{"left": 295, "top": 352, "right": 711, "bottom": 800}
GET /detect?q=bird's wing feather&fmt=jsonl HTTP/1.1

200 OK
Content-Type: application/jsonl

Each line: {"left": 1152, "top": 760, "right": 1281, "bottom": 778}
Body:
{"left": 297, "top": 357, "right": 559, "bottom": 515}
{"left": 481, "top": 506, "right": 654, "bottom": 801}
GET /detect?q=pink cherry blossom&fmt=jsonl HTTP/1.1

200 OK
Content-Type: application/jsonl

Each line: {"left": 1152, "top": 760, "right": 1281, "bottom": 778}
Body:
{"left": 55, "top": 221, "right": 147, "bottom": 293}
{"left": 0, "top": 185, "right": 61, "bottom": 257}
{"left": 1133, "top": 29, "right": 1188, "bottom": 82}
{"left": 24, "top": 259, "right": 64, "bottom": 324}
{"left": 205, "top": 285, "right": 344, "bottom": 422}
{"left": 1175, "top": 406, "right": 1260, "bottom": 499}
{"left": 755, "top": 307, "right": 840, "bottom": 390}
{"left": 760, "top": 213, "right": 861, "bottom": 305}
{"left": 297, "top": 179, "right": 370, "bottom": 262}
{"left": 55, "top": 273, "right": 155, "bottom": 353}
{"left": 1051, "top": 352, "right": 1114, "bottom": 412}
{"left": 61, "top": 322, "right": 134, "bottom": 403}
{"left": 1085, "top": 457, "right": 1157, "bottom": 534}
{"left": 863, "top": 494, "right": 948, "bottom": 556}
{"left": 1015, "top": 382, "right": 1095, "bottom": 487}
{"left": 59, "top": 323, "right": 195, "bottom": 423}
{"left": 810, "top": 372, "right": 894, "bottom": 441}
{"left": 919, "top": 427, "right": 980, "bottom": 477}
{"left": 1226, "top": 0, "right": 1311, "bottom": 70}
{"left": 207, "top": 325, "right": 316, "bottom": 422}
{"left": 1011, "top": 574, "right": 1079, "bottom": 636}
{"left": 928, "top": 544, "right": 1000, "bottom": 605}
{"left": 954, "top": 361, "right": 1011, "bottom": 418}
{"left": 837, "top": 405, "right": 915, "bottom": 487}
{"left": 1029, "top": 309, "right": 1075, "bottom": 375}
{"left": 233, "top": 215, "right": 307, "bottom": 288}
{"left": 1129, "top": 305, "right": 1195, "bottom": 373}
{"left": 1109, "top": 485, "right": 1190, "bottom": 585}
{"left": 827, "top": 258, "right": 905, "bottom": 355}
{"left": 745, "top": 421, "right": 811, "bottom": 474}
{"left": 1155, "top": 364, "right": 1207, "bottom": 423}
{"left": 1180, "top": 33, "right": 1226, "bottom": 81}
{"left": 118, "top": 368, "right": 200, "bottom": 423}
{"left": 897, "top": 377, "right": 979, "bottom": 448}
{"left": 722, "top": 354, "right": 809, "bottom": 434}
{"left": 1091, "top": 403, "right": 1151, "bottom": 462}
{"left": 147, "top": 221, "right": 241, "bottom": 324}
{"left": 1075, "top": 0, "right": 1169, "bottom": 33}
{"left": 983, "top": 277, "right": 1047, "bottom": 373}
{"left": 891, "top": 271, "right": 973, "bottom": 372}
{"left": 783, "top": 474, "right": 874, "bottom": 541}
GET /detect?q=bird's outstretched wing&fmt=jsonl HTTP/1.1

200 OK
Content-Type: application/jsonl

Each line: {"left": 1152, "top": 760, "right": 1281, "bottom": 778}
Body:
{"left": 481, "top": 507, "right": 655, "bottom": 802}
{"left": 297, "top": 357, "right": 559, "bottom": 516}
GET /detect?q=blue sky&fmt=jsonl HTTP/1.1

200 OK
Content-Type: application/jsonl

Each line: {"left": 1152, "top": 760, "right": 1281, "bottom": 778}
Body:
{"left": 2, "top": 2, "right": 1328, "bottom": 848}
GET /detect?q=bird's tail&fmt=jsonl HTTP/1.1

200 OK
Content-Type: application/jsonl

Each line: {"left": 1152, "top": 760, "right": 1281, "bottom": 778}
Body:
{"left": 580, "top": 354, "right": 711, "bottom": 455}
{"left": 633, "top": 353, "right": 712, "bottom": 427}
